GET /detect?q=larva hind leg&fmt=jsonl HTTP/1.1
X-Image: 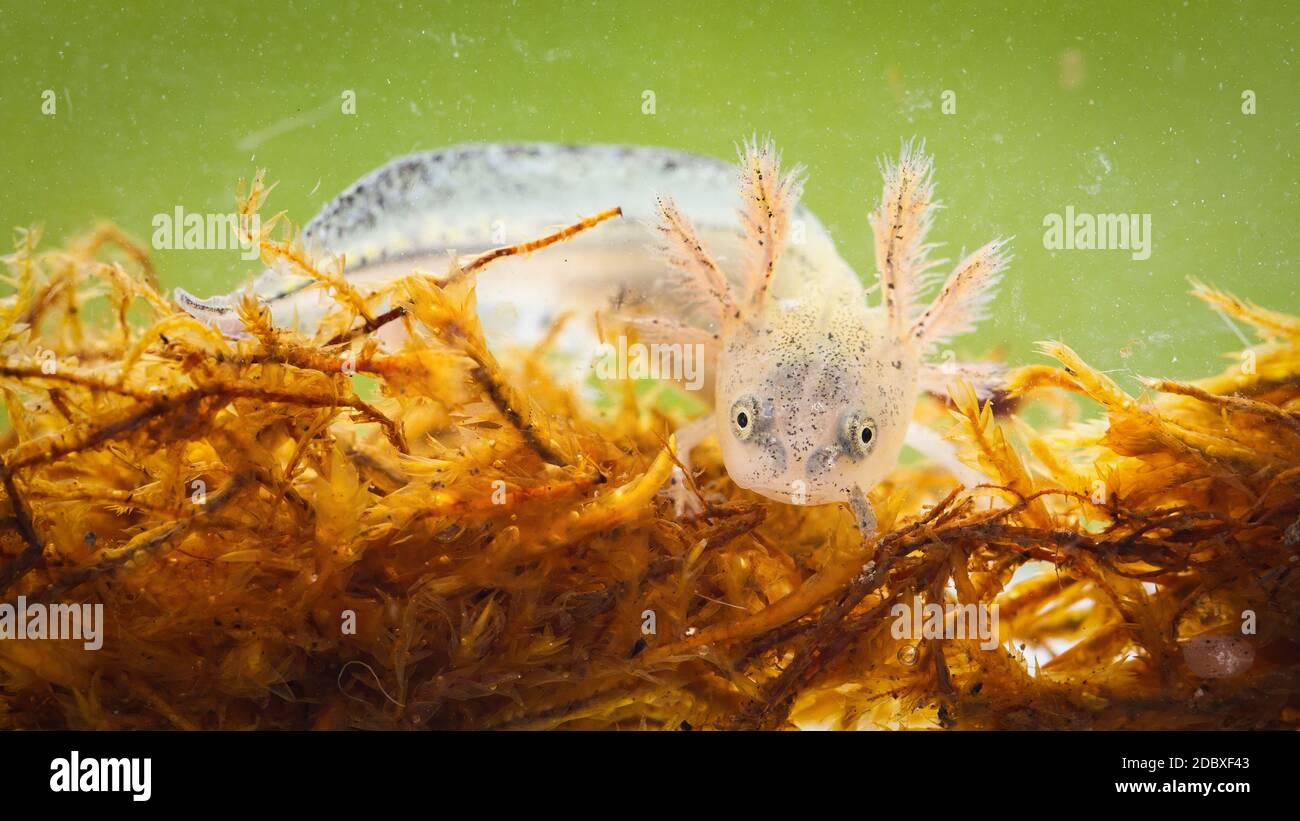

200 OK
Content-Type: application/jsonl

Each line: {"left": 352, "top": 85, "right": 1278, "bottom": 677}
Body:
{"left": 848, "top": 484, "right": 878, "bottom": 538}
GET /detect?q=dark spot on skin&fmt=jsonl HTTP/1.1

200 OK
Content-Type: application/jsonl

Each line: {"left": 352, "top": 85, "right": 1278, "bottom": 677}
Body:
{"left": 892, "top": 360, "right": 902, "bottom": 369}
{"left": 806, "top": 445, "right": 839, "bottom": 478}
{"left": 760, "top": 435, "right": 788, "bottom": 473}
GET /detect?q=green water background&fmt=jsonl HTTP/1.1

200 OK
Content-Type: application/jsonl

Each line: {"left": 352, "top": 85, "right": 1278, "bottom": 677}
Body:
{"left": 1, "top": 0, "right": 1296, "bottom": 384}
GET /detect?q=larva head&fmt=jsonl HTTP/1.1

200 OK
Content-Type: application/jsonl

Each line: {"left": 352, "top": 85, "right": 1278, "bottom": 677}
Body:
{"left": 714, "top": 300, "right": 919, "bottom": 506}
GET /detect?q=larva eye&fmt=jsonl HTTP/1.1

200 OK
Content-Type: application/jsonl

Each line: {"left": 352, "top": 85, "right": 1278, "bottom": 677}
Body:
{"left": 841, "top": 410, "right": 877, "bottom": 458}
{"left": 730, "top": 395, "right": 759, "bottom": 442}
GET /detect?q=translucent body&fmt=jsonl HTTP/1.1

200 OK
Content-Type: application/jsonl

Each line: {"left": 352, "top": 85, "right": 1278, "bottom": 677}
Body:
{"left": 177, "top": 141, "right": 1006, "bottom": 533}
{"left": 715, "top": 295, "right": 920, "bottom": 506}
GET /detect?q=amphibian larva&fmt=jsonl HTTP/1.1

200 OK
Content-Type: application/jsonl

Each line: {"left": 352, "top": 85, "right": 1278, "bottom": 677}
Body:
{"left": 177, "top": 139, "right": 1008, "bottom": 537}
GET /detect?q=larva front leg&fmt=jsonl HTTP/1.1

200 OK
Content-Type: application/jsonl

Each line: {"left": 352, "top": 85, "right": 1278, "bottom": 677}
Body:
{"left": 665, "top": 415, "right": 714, "bottom": 518}
{"left": 848, "top": 484, "right": 878, "bottom": 538}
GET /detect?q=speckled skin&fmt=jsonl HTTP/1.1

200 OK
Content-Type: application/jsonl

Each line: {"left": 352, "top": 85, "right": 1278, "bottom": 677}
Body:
{"left": 659, "top": 139, "right": 1008, "bottom": 535}
{"left": 715, "top": 286, "right": 919, "bottom": 507}
{"left": 173, "top": 142, "right": 849, "bottom": 343}
{"left": 175, "top": 140, "right": 1002, "bottom": 537}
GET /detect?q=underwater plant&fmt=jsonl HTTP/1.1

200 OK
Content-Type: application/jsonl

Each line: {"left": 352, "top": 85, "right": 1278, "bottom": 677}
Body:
{"left": 0, "top": 156, "right": 1296, "bottom": 730}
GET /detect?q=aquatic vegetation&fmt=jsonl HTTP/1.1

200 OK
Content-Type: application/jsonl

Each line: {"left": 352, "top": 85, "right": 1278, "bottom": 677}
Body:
{"left": 0, "top": 178, "right": 1296, "bottom": 730}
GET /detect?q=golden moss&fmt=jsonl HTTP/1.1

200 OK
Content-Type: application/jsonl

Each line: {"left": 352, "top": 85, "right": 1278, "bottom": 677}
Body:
{"left": 0, "top": 182, "right": 1296, "bottom": 730}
